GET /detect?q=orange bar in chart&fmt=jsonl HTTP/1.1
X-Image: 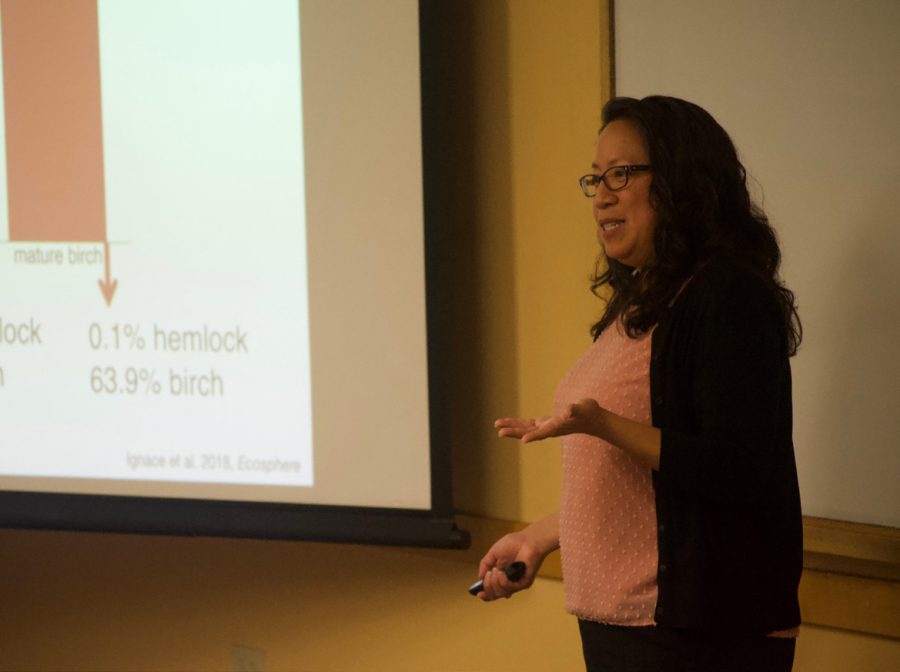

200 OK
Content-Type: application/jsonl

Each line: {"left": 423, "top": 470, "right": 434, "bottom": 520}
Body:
{"left": 2, "top": 0, "right": 107, "bottom": 242}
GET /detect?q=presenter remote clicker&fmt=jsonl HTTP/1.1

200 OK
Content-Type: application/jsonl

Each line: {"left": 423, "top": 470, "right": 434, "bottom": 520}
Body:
{"left": 467, "top": 561, "right": 527, "bottom": 596}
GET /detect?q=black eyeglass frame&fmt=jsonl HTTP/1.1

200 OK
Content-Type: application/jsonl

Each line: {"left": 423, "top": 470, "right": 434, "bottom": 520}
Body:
{"left": 578, "top": 164, "right": 652, "bottom": 197}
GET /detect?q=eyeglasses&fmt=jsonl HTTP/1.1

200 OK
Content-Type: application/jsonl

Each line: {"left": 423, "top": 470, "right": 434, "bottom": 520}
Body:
{"left": 578, "top": 164, "right": 652, "bottom": 197}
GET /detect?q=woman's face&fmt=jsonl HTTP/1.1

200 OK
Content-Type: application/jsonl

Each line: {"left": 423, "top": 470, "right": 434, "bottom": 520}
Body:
{"left": 591, "top": 119, "right": 657, "bottom": 269}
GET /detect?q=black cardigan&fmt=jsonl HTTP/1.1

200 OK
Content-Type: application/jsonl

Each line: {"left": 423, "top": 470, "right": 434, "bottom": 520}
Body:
{"left": 649, "top": 258, "right": 802, "bottom": 634}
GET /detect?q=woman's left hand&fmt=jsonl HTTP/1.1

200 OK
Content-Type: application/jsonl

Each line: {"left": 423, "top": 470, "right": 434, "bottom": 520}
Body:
{"left": 494, "top": 398, "right": 604, "bottom": 443}
{"left": 495, "top": 398, "right": 662, "bottom": 470}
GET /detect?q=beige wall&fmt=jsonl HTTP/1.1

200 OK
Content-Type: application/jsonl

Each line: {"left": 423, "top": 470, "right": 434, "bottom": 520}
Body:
{"left": 613, "top": 0, "right": 900, "bottom": 531}
{"left": 0, "top": 529, "right": 585, "bottom": 672}
{"left": 1, "top": 527, "right": 897, "bottom": 672}
{"left": 0, "top": 2, "right": 897, "bottom": 670}
{"left": 2, "top": 526, "right": 896, "bottom": 672}
{"left": 445, "top": 0, "right": 608, "bottom": 526}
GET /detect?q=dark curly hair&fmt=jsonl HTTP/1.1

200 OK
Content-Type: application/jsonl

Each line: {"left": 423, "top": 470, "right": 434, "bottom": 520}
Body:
{"left": 590, "top": 95, "right": 802, "bottom": 355}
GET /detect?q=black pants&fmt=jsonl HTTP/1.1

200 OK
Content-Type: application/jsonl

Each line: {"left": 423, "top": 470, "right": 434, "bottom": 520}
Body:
{"left": 578, "top": 620, "right": 795, "bottom": 672}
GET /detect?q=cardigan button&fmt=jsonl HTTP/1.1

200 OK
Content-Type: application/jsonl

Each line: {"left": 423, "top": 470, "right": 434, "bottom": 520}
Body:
{"left": 659, "top": 563, "right": 668, "bottom": 573}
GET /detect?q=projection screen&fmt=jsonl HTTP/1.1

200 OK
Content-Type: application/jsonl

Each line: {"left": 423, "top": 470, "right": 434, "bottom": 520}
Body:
{"left": 0, "top": 0, "right": 467, "bottom": 547}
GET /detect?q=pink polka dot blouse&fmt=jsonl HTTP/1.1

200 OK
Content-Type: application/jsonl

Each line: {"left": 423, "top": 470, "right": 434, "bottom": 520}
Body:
{"left": 555, "top": 320, "right": 658, "bottom": 625}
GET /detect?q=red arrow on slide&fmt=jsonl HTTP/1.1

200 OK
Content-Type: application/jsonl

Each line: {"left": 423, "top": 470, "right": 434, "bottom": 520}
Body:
{"left": 98, "top": 240, "right": 118, "bottom": 306}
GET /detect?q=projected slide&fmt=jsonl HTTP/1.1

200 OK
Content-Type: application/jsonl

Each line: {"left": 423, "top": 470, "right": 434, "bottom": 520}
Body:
{"left": 0, "top": 1, "right": 313, "bottom": 489}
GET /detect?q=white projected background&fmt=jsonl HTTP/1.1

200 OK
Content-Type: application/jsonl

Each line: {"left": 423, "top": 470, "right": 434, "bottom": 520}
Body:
{"left": 0, "top": 0, "right": 433, "bottom": 511}
{"left": 0, "top": 1, "right": 313, "bottom": 489}
{"left": 615, "top": 0, "right": 900, "bottom": 527}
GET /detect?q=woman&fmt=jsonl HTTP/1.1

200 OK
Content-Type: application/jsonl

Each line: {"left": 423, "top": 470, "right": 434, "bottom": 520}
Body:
{"left": 476, "top": 96, "right": 803, "bottom": 672}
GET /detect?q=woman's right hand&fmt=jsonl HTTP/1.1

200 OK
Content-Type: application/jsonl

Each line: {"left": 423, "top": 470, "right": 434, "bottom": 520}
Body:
{"left": 476, "top": 514, "right": 559, "bottom": 601}
{"left": 476, "top": 531, "right": 543, "bottom": 601}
